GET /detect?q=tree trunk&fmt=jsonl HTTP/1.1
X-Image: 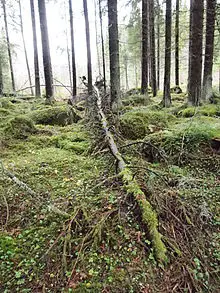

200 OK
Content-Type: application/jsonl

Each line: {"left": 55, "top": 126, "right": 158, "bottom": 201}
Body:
{"left": 175, "top": 0, "right": 180, "bottom": 87}
{"left": 124, "top": 54, "right": 129, "bottom": 90}
{"left": 99, "top": 0, "right": 106, "bottom": 93}
{"left": 162, "top": 0, "right": 172, "bottom": 107}
{"left": 188, "top": 0, "right": 204, "bottom": 105}
{"left": 187, "top": 0, "right": 193, "bottom": 93}
{"left": 1, "top": 0, "right": 15, "bottom": 92}
{"left": 83, "top": 0, "right": 93, "bottom": 95}
{"left": 149, "top": 0, "right": 157, "bottom": 97}
{"left": 0, "top": 55, "right": 3, "bottom": 95}
{"left": 69, "top": 0, "right": 77, "bottom": 96}
{"left": 108, "top": 0, "right": 120, "bottom": 106}
{"left": 202, "top": 0, "right": 216, "bottom": 101}
{"left": 30, "top": 0, "right": 41, "bottom": 97}
{"left": 38, "top": 0, "right": 54, "bottom": 103}
{"left": 19, "top": 0, "right": 33, "bottom": 96}
{"left": 141, "top": 0, "right": 148, "bottom": 95}
{"left": 94, "top": 0, "right": 101, "bottom": 76}
{"left": 156, "top": 0, "right": 160, "bottom": 91}
{"left": 66, "top": 32, "right": 72, "bottom": 93}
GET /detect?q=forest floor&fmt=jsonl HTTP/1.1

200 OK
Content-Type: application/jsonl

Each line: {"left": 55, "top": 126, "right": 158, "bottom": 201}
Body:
{"left": 0, "top": 92, "right": 219, "bottom": 292}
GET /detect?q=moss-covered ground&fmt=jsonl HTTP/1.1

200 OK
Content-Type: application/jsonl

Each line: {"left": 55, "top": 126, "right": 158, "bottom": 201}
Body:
{"left": 0, "top": 94, "right": 219, "bottom": 292}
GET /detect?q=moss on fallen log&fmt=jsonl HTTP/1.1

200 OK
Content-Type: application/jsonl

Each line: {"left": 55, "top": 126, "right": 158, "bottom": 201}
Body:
{"left": 94, "top": 86, "right": 167, "bottom": 263}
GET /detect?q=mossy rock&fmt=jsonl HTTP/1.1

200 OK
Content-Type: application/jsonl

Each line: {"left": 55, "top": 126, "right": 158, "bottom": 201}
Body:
{"left": 120, "top": 110, "right": 173, "bottom": 139}
{"left": 179, "top": 104, "right": 220, "bottom": 118}
{"left": 4, "top": 116, "right": 37, "bottom": 139}
{"left": 30, "top": 106, "right": 82, "bottom": 126}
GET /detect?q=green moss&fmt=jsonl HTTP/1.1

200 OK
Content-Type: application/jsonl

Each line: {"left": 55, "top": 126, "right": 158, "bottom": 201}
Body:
{"left": 179, "top": 104, "right": 220, "bottom": 118}
{"left": 122, "top": 94, "right": 149, "bottom": 107}
{"left": 0, "top": 99, "right": 15, "bottom": 109}
{"left": 4, "top": 116, "right": 37, "bottom": 139}
{"left": 146, "top": 117, "right": 220, "bottom": 161}
{"left": 120, "top": 110, "right": 173, "bottom": 139}
{"left": 30, "top": 106, "right": 82, "bottom": 126}
{"left": 0, "top": 108, "right": 11, "bottom": 117}
{"left": 120, "top": 168, "right": 167, "bottom": 262}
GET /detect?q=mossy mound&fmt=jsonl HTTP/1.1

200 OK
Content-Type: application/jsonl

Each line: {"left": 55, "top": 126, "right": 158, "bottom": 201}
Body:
{"left": 0, "top": 99, "right": 15, "bottom": 109}
{"left": 120, "top": 110, "right": 174, "bottom": 139}
{"left": 52, "top": 131, "right": 90, "bottom": 154}
{"left": 30, "top": 106, "right": 82, "bottom": 126}
{"left": 179, "top": 104, "right": 220, "bottom": 118}
{"left": 142, "top": 118, "right": 220, "bottom": 163}
{"left": 0, "top": 108, "right": 11, "bottom": 117}
{"left": 4, "top": 116, "right": 37, "bottom": 139}
{"left": 122, "top": 94, "right": 149, "bottom": 107}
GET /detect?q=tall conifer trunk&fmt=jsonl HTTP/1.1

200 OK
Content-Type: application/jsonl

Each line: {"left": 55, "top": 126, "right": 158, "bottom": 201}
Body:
{"left": 141, "top": 0, "right": 148, "bottom": 95}
{"left": 1, "top": 0, "right": 15, "bottom": 92}
{"left": 108, "top": 0, "right": 120, "bottom": 106}
{"left": 38, "top": 0, "right": 54, "bottom": 103}
{"left": 188, "top": 0, "right": 204, "bottom": 105}
{"left": 83, "top": 0, "right": 93, "bottom": 95}
{"left": 162, "top": 0, "right": 172, "bottom": 107}
{"left": 30, "top": 0, "right": 41, "bottom": 97}
{"left": 69, "top": 0, "right": 77, "bottom": 96}
{"left": 202, "top": 0, "right": 216, "bottom": 101}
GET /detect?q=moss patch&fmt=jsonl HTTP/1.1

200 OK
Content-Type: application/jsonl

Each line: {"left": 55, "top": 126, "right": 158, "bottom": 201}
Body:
{"left": 122, "top": 94, "right": 149, "bottom": 107}
{"left": 178, "top": 104, "right": 220, "bottom": 118}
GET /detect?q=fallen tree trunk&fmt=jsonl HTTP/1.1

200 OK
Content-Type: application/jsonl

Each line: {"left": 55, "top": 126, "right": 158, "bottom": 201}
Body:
{"left": 94, "top": 86, "right": 167, "bottom": 262}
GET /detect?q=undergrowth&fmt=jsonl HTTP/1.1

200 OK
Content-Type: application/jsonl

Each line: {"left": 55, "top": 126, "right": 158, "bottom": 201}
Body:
{"left": 0, "top": 97, "right": 219, "bottom": 292}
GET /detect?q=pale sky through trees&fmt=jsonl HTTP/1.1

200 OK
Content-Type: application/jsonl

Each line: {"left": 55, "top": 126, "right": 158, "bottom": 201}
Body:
{"left": 0, "top": 0, "right": 209, "bottom": 92}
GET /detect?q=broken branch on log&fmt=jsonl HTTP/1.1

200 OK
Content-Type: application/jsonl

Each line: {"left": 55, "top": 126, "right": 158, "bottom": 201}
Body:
{"left": 93, "top": 86, "right": 167, "bottom": 263}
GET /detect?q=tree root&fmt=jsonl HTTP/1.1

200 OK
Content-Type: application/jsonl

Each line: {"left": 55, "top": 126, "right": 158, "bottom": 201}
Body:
{"left": 94, "top": 86, "right": 167, "bottom": 263}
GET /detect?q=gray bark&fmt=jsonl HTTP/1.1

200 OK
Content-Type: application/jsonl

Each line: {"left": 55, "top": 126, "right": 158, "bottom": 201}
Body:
{"left": 30, "top": 0, "right": 41, "bottom": 97}
{"left": 188, "top": 0, "right": 204, "bottom": 105}
{"left": 162, "top": 0, "right": 172, "bottom": 107}
{"left": 19, "top": 0, "right": 33, "bottom": 96}
{"left": 108, "top": 0, "right": 120, "bottom": 106}
{"left": 1, "top": 0, "right": 15, "bottom": 92}
{"left": 38, "top": 0, "right": 54, "bottom": 102}
{"left": 83, "top": 0, "right": 93, "bottom": 95}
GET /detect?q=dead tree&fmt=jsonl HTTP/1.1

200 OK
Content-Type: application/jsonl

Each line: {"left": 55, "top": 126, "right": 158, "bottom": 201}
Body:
{"left": 94, "top": 85, "right": 167, "bottom": 263}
